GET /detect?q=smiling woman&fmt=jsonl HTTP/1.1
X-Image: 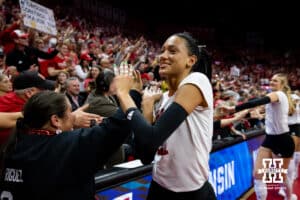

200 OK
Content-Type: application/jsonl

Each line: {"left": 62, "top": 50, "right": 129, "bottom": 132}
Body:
{"left": 114, "top": 32, "right": 216, "bottom": 200}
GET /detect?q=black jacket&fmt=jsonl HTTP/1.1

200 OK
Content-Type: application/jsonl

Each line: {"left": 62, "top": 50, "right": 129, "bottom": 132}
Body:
{"left": 0, "top": 110, "right": 130, "bottom": 200}
{"left": 5, "top": 46, "right": 58, "bottom": 72}
{"left": 66, "top": 93, "right": 85, "bottom": 111}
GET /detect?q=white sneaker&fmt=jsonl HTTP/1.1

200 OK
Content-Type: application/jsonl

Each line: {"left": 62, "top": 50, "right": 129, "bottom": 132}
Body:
{"left": 290, "top": 194, "right": 298, "bottom": 200}
{"left": 279, "top": 187, "right": 286, "bottom": 197}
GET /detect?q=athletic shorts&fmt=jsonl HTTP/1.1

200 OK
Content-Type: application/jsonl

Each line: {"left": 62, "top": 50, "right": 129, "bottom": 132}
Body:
{"left": 261, "top": 133, "right": 295, "bottom": 158}
{"left": 289, "top": 124, "right": 300, "bottom": 137}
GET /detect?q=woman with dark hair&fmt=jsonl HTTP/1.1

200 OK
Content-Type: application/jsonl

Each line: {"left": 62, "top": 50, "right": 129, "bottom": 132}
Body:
{"left": 114, "top": 32, "right": 216, "bottom": 199}
{"left": 83, "top": 66, "right": 101, "bottom": 92}
{"left": 85, "top": 70, "right": 116, "bottom": 103}
{"left": 74, "top": 52, "right": 92, "bottom": 92}
{"left": 0, "top": 91, "right": 131, "bottom": 200}
{"left": 84, "top": 69, "right": 118, "bottom": 117}
{"left": 54, "top": 71, "right": 69, "bottom": 93}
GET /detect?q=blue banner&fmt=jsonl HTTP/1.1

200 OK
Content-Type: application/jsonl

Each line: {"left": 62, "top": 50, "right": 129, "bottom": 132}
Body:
{"left": 209, "top": 142, "right": 252, "bottom": 199}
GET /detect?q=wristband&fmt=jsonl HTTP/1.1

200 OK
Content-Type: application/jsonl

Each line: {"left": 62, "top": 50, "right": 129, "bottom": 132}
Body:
{"left": 125, "top": 107, "right": 138, "bottom": 120}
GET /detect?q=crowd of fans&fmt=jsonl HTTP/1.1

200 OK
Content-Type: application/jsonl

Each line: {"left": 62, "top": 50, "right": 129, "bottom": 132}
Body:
{"left": 0, "top": 0, "right": 300, "bottom": 165}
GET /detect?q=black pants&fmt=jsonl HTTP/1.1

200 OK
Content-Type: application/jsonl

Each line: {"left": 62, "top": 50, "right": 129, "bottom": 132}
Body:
{"left": 147, "top": 180, "right": 216, "bottom": 200}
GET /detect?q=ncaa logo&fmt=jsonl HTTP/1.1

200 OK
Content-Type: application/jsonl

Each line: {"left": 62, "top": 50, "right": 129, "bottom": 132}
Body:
{"left": 258, "top": 158, "right": 288, "bottom": 183}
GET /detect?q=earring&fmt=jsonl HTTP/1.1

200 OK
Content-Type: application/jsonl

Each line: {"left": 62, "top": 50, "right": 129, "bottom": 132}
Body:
{"left": 56, "top": 129, "right": 62, "bottom": 134}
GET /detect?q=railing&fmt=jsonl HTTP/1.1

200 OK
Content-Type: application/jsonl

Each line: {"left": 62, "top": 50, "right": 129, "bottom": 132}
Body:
{"left": 94, "top": 129, "right": 265, "bottom": 200}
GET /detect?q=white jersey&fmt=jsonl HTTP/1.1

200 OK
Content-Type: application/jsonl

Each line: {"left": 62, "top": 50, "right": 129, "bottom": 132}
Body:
{"left": 152, "top": 72, "right": 214, "bottom": 192}
{"left": 265, "top": 91, "right": 289, "bottom": 135}
{"left": 288, "top": 102, "right": 300, "bottom": 125}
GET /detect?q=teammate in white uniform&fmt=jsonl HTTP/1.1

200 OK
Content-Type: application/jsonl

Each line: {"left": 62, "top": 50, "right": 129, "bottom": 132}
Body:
{"left": 152, "top": 72, "right": 213, "bottom": 193}
{"left": 115, "top": 32, "right": 216, "bottom": 199}
{"left": 287, "top": 94, "right": 300, "bottom": 182}
{"left": 225, "top": 73, "right": 296, "bottom": 200}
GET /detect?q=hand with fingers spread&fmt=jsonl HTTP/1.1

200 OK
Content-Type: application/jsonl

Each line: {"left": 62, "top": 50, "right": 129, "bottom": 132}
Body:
{"left": 142, "top": 85, "right": 163, "bottom": 123}
{"left": 114, "top": 62, "right": 141, "bottom": 113}
{"left": 72, "top": 104, "right": 102, "bottom": 128}
{"left": 114, "top": 61, "right": 135, "bottom": 96}
{"left": 114, "top": 61, "right": 134, "bottom": 76}
{"left": 143, "top": 85, "right": 163, "bottom": 103}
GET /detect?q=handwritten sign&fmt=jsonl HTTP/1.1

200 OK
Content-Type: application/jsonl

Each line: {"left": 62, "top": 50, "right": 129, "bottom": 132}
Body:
{"left": 19, "top": 0, "right": 57, "bottom": 35}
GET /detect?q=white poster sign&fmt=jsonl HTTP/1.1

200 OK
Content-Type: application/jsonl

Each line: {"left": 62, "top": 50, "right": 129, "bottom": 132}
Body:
{"left": 19, "top": 0, "right": 57, "bottom": 35}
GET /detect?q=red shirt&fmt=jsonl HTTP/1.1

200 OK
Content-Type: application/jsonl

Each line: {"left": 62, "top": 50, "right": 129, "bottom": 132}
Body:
{"left": 52, "top": 55, "right": 67, "bottom": 70}
{"left": 0, "top": 22, "right": 19, "bottom": 54}
{"left": 0, "top": 92, "right": 26, "bottom": 145}
{"left": 38, "top": 58, "right": 50, "bottom": 78}
{"left": 84, "top": 78, "right": 93, "bottom": 90}
{"left": 39, "top": 48, "right": 56, "bottom": 78}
